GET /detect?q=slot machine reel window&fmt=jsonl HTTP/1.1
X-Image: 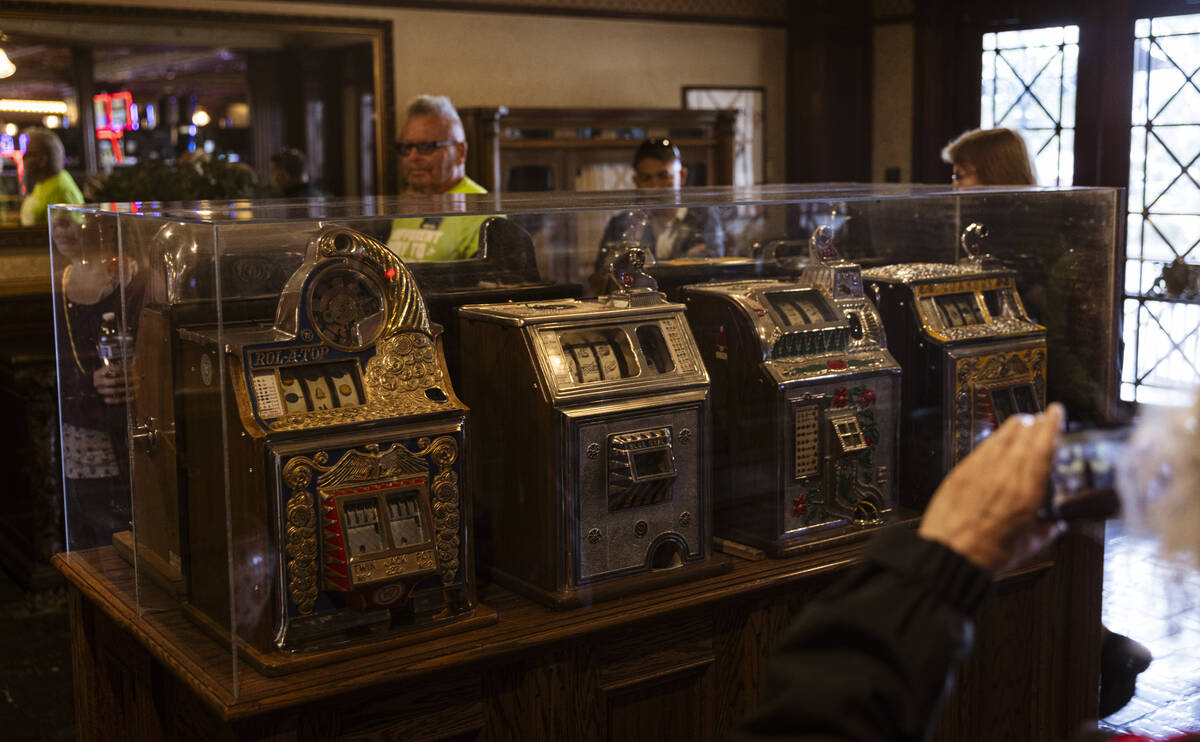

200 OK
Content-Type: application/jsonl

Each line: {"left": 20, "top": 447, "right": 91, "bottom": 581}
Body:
{"left": 257, "top": 360, "right": 366, "bottom": 417}
{"left": 338, "top": 487, "right": 431, "bottom": 558}
{"left": 982, "top": 288, "right": 1024, "bottom": 320}
{"left": 343, "top": 499, "right": 386, "bottom": 555}
{"left": 557, "top": 327, "right": 639, "bottom": 383}
{"left": 764, "top": 289, "right": 838, "bottom": 328}
{"left": 635, "top": 324, "right": 676, "bottom": 375}
{"left": 933, "top": 292, "right": 987, "bottom": 327}
{"left": 306, "top": 262, "right": 388, "bottom": 351}
{"left": 987, "top": 383, "right": 1041, "bottom": 424}
{"left": 554, "top": 324, "right": 678, "bottom": 384}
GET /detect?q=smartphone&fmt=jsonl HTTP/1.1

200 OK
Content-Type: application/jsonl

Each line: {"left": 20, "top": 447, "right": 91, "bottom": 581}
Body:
{"left": 1039, "top": 427, "right": 1129, "bottom": 522}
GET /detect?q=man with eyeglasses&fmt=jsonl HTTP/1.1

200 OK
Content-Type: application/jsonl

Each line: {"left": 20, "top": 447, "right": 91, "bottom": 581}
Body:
{"left": 591, "top": 138, "right": 724, "bottom": 291}
{"left": 20, "top": 127, "right": 83, "bottom": 226}
{"left": 386, "top": 95, "right": 488, "bottom": 261}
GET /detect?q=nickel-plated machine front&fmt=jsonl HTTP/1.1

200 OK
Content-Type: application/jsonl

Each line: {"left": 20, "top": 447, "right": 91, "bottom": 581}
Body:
{"left": 681, "top": 227, "right": 901, "bottom": 555}
{"left": 862, "top": 223, "right": 1047, "bottom": 507}
{"left": 457, "top": 249, "right": 728, "bottom": 607}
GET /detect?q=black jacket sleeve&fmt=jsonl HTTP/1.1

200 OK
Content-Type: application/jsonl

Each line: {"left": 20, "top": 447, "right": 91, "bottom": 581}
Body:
{"left": 730, "top": 526, "right": 992, "bottom": 742}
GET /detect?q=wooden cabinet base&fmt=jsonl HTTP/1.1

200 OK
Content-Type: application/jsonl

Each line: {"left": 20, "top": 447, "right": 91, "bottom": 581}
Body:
{"left": 56, "top": 527, "right": 1101, "bottom": 742}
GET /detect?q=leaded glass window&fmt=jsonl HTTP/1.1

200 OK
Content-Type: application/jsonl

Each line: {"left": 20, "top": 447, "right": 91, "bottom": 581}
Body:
{"left": 981, "top": 26, "right": 1079, "bottom": 186}
{"left": 1124, "top": 13, "right": 1200, "bottom": 404}
{"left": 683, "top": 87, "right": 764, "bottom": 186}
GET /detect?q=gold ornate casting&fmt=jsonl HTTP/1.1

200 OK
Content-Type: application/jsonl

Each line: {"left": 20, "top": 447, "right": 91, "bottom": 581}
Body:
{"left": 421, "top": 435, "right": 463, "bottom": 587}
{"left": 266, "top": 226, "right": 457, "bottom": 433}
{"left": 314, "top": 227, "right": 431, "bottom": 335}
{"left": 268, "top": 330, "right": 453, "bottom": 431}
{"left": 952, "top": 347, "right": 1047, "bottom": 462}
{"left": 281, "top": 452, "right": 326, "bottom": 615}
{"left": 280, "top": 435, "right": 462, "bottom": 615}
{"left": 914, "top": 276, "right": 1013, "bottom": 297}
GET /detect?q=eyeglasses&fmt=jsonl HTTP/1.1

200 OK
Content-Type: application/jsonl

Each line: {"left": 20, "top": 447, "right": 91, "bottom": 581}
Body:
{"left": 633, "top": 167, "right": 678, "bottom": 184}
{"left": 395, "top": 140, "right": 458, "bottom": 156}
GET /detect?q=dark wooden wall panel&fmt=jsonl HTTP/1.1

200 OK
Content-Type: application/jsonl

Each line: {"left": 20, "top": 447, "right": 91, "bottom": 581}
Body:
{"left": 786, "top": 1, "right": 876, "bottom": 183}
{"left": 910, "top": 0, "right": 984, "bottom": 184}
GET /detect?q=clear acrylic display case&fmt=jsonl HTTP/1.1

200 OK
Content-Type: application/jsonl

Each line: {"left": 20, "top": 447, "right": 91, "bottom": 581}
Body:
{"left": 49, "top": 183, "right": 1122, "bottom": 692}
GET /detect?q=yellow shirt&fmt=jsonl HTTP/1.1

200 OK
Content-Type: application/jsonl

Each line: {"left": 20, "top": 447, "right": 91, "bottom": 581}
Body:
{"left": 21, "top": 170, "right": 84, "bottom": 226}
{"left": 386, "top": 176, "right": 489, "bottom": 261}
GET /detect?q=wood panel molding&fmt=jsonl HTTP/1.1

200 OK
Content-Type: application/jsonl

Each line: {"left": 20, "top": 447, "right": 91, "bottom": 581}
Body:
{"left": 786, "top": 0, "right": 876, "bottom": 182}
{"left": 230, "top": 0, "right": 786, "bottom": 26}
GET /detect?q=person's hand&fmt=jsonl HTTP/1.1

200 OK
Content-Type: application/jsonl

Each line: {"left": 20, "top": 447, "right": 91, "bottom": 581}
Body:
{"left": 92, "top": 363, "right": 132, "bottom": 404}
{"left": 918, "top": 403, "right": 1066, "bottom": 574}
{"left": 684, "top": 242, "right": 709, "bottom": 257}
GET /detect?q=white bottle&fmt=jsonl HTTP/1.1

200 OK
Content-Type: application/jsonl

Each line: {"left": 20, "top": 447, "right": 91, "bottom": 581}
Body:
{"left": 97, "top": 311, "right": 131, "bottom": 368}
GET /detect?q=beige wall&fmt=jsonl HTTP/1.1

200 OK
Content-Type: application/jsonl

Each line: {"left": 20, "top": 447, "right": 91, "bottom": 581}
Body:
{"left": 392, "top": 11, "right": 787, "bottom": 182}
{"left": 22, "top": 0, "right": 787, "bottom": 183}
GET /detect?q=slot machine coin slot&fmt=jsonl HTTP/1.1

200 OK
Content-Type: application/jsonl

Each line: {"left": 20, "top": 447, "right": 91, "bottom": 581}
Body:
{"left": 425, "top": 387, "right": 448, "bottom": 402}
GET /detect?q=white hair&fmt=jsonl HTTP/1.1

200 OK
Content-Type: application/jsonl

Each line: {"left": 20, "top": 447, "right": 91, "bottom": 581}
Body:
{"left": 403, "top": 94, "right": 465, "bottom": 141}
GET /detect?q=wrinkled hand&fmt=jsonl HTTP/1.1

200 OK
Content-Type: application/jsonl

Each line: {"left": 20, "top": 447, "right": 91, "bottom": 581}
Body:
{"left": 918, "top": 403, "right": 1066, "bottom": 574}
{"left": 92, "top": 364, "right": 132, "bottom": 405}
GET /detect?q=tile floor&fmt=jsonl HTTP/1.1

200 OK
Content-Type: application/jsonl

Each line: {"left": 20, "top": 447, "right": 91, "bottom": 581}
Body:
{"left": 1, "top": 521, "right": 1198, "bottom": 740}
{"left": 1101, "top": 520, "right": 1200, "bottom": 736}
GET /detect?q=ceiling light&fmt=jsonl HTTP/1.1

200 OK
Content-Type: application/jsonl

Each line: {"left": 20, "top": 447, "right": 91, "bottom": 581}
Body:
{"left": 3, "top": 123, "right": 16, "bottom": 136}
{"left": 44, "top": 114, "right": 60, "bottom": 128}
{"left": 191, "top": 109, "right": 210, "bottom": 127}
{"left": 0, "top": 31, "right": 13, "bottom": 81}
{"left": 0, "top": 99, "right": 69, "bottom": 115}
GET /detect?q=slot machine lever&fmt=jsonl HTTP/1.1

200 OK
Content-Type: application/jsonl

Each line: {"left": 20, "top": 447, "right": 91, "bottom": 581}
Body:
{"left": 608, "top": 247, "right": 659, "bottom": 301}
{"left": 809, "top": 224, "right": 840, "bottom": 261}
{"left": 132, "top": 416, "right": 159, "bottom": 457}
{"left": 959, "top": 222, "right": 990, "bottom": 267}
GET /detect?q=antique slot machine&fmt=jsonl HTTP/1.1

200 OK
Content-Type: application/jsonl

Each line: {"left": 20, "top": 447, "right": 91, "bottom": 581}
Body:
{"left": 680, "top": 227, "right": 901, "bottom": 555}
{"left": 457, "top": 249, "right": 727, "bottom": 607}
{"left": 861, "top": 224, "right": 1047, "bottom": 508}
{"left": 135, "top": 224, "right": 485, "bottom": 669}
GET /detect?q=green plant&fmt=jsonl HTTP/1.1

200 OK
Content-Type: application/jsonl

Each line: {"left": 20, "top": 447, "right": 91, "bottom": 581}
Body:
{"left": 87, "top": 157, "right": 267, "bottom": 203}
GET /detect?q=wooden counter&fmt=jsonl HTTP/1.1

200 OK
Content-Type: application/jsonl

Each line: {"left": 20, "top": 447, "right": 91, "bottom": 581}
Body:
{"left": 56, "top": 521, "right": 1102, "bottom": 742}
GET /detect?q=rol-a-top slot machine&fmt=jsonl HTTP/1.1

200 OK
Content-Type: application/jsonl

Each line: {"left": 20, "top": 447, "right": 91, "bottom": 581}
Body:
{"left": 165, "top": 225, "right": 488, "bottom": 671}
